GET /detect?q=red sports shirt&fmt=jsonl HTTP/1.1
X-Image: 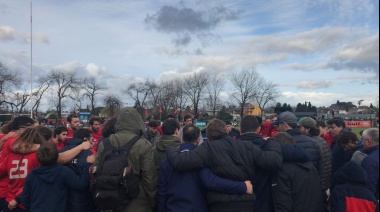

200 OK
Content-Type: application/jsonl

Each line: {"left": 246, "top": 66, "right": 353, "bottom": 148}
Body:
{"left": 0, "top": 136, "right": 18, "bottom": 198}
{"left": 0, "top": 149, "right": 40, "bottom": 208}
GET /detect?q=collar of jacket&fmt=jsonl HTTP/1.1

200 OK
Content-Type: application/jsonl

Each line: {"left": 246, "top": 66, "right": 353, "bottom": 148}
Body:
{"left": 239, "top": 132, "right": 263, "bottom": 141}
{"left": 156, "top": 135, "right": 181, "bottom": 151}
{"left": 363, "top": 145, "right": 379, "bottom": 155}
{"left": 286, "top": 128, "right": 302, "bottom": 136}
{"left": 179, "top": 143, "right": 197, "bottom": 152}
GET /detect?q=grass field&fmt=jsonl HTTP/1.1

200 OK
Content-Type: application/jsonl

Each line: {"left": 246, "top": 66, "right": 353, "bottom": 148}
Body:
{"left": 351, "top": 128, "right": 367, "bottom": 138}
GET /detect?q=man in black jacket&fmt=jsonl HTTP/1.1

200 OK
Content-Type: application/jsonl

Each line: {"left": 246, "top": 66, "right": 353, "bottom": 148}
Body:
{"left": 272, "top": 132, "right": 325, "bottom": 212}
{"left": 272, "top": 112, "right": 321, "bottom": 170}
{"left": 166, "top": 118, "right": 282, "bottom": 212}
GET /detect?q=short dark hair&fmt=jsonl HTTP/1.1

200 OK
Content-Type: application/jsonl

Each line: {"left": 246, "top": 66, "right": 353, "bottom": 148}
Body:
{"left": 316, "top": 120, "right": 327, "bottom": 128}
{"left": 183, "top": 125, "right": 200, "bottom": 143}
{"left": 54, "top": 126, "right": 68, "bottom": 137}
{"left": 148, "top": 120, "right": 159, "bottom": 128}
{"left": 184, "top": 115, "right": 192, "bottom": 122}
{"left": 166, "top": 114, "right": 175, "bottom": 120}
{"left": 336, "top": 131, "right": 358, "bottom": 146}
{"left": 73, "top": 128, "right": 91, "bottom": 139}
{"left": 102, "top": 117, "right": 117, "bottom": 138}
{"left": 255, "top": 116, "right": 262, "bottom": 125}
{"left": 327, "top": 117, "right": 346, "bottom": 128}
{"left": 89, "top": 117, "right": 101, "bottom": 125}
{"left": 162, "top": 119, "right": 180, "bottom": 136}
{"left": 39, "top": 118, "right": 48, "bottom": 125}
{"left": 37, "top": 142, "right": 58, "bottom": 166}
{"left": 206, "top": 119, "right": 227, "bottom": 141}
{"left": 8, "top": 116, "right": 34, "bottom": 131}
{"left": 67, "top": 114, "right": 78, "bottom": 123}
{"left": 274, "top": 132, "right": 295, "bottom": 145}
{"left": 225, "top": 121, "right": 232, "bottom": 125}
{"left": 241, "top": 116, "right": 260, "bottom": 134}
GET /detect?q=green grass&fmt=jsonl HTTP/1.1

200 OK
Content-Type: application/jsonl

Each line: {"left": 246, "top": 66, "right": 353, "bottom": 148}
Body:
{"left": 351, "top": 128, "right": 367, "bottom": 138}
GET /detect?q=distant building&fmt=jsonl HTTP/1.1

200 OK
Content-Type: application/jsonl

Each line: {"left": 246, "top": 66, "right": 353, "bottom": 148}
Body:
{"left": 243, "top": 103, "right": 262, "bottom": 116}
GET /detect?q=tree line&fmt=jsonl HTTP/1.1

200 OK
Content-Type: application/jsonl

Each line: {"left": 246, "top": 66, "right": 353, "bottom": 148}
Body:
{"left": 0, "top": 62, "right": 279, "bottom": 120}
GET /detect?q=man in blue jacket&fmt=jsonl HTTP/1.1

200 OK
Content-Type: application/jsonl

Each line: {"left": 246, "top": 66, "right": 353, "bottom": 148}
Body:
{"left": 60, "top": 128, "right": 96, "bottom": 212}
{"left": 159, "top": 125, "right": 252, "bottom": 212}
{"left": 20, "top": 142, "right": 89, "bottom": 212}
{"left": 360, "top": 128, "right": 379, "bottom": 199}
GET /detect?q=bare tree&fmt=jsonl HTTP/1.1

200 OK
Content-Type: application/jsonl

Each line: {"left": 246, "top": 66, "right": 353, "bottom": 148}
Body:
{"left": 31, "top": 75, "right": 53, "bottom": 115}
{"left": 253, "top": 80, "right": 279, "bottom": 118}
{"left": 0, "top": 62, "right": 21, "bottom": 107}
{"left": 124, "top": 79, "right": 157, "bottom": 117}
{"left": 104, "top": 95, "right": 122, "bottom": 117}
{"left": 230, "top": 67, "right": 262, "bottom": 118}
{"left": 183, "top": 72, "right": 209, "bottom": 119}
{"left": 3, "top": 89, "right": 31, "bottom": 114}
{"left": 48, "top": 69, "right": 79, "bottom": 119}
{"left": 83, "top": 77, "right": 105, "bottom": 115}
{"left": 206, "top": 75, "right": 224, "bottom": 117}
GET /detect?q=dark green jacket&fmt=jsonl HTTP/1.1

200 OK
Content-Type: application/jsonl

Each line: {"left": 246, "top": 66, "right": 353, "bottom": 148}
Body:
{"left": 153, "top": 135, "right": 181, "bottom": 170}
{"left": 94, "top": 108, "right": 157, "bottom": 212}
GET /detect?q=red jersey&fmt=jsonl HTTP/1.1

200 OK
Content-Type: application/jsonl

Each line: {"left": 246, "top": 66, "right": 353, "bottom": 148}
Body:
{"left": 157, "top": 126, "right": 163, "bottom": 135}
{"left": 66, "top": 127, "right": 75, "bottom": 144}
{"left": 0, "top": 149, "right": 40, "bottom": 208}
{"left": 50, "top": 139, "right": 65, "bottom": 151}
{"left": 323, "top": 133, "right": 334, "bottom": 148}
{"left": 0, "top": 135, "right": 16, "bottom": 198}
{"left": 92, "top": 128, "right": 103, "bottom": 151}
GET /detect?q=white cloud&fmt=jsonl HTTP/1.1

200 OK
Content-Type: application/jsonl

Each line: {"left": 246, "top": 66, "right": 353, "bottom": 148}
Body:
{"left": 297, "top": 81, "right": 334, "bottom": 89}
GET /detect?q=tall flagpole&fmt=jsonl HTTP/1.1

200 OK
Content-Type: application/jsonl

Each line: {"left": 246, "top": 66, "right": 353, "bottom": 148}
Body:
{"left": 30, "top": 1, "right": 33, "bottom": 119}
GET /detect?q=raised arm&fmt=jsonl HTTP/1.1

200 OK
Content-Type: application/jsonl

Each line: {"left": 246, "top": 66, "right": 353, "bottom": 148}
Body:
{"left": 166, "top": 143, "right": 209, "bottom": 171}
{"left": 251, "top": 138, "right": 283, "bottom": 170}
{"left": 58, "top": 141, "right": 91, "bottom": 164}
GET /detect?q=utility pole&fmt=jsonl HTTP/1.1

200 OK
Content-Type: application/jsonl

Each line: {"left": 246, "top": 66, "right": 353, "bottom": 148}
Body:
{"left": 30, "top": 1, "right": 33, "bottom": 119}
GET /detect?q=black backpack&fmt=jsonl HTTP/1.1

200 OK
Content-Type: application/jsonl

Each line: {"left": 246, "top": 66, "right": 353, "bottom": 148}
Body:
{"left": 91, "top": 136, "right": 141, "bottom": 211}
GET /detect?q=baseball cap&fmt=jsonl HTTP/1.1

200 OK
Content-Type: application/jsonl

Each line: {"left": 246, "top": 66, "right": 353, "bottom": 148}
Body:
{"left": 297, "top": 117, "right": 316, "bottom": 128}
{"left": 272, "top": 111, "right": 297, "bottom": 126}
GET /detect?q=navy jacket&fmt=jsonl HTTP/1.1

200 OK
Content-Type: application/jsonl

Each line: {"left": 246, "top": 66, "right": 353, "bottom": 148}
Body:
{"left": 362, "top": 145, "right": 379, "bottom": 199}
{"left": 287, "top": 128, "right": 321, "bottom": 170}
{"left": 330, "top": 161, "right": 379, "bottom": 212}
{"left": 20, "top": 164, "right": 89, "bottom": 212}
{"left": 158, "top": 143, "right": 247, "bottom": 212}
{"left": 60, "top": 138, "right": 96, "bottom": 212}
{"left": 166, "top": 135, "right": 282, "bottom": 212}
{"left": 239, "top": 133, "right": 273, "bottom": 212}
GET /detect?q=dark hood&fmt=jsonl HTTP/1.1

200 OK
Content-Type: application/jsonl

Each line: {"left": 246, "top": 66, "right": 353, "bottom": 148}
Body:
{"left": 34, "top": 164, "right": 60, "bottom": 184}
{"left": 333, "top": 161, "right": 368, "bottom": 187}
{"left": 110, "top": 107, "right": 145, "bottom": 146}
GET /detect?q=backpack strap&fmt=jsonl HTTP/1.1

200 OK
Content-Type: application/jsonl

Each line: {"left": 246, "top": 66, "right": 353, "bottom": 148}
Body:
{"left": 98, "top": 136, "right": 140, "bottom": 175}
{"left": 120, "top": 135, "right": 140, "bottom": 156}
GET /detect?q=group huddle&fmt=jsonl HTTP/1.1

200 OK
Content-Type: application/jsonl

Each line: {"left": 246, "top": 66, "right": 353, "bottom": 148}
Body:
{"left": 0, "top": 107, "right": 378, "bottom": 212}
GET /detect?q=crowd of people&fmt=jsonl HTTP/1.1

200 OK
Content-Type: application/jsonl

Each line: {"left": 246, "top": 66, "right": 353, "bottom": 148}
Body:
{"left": 0, "top": 108, "right": 378, "bottom": 212}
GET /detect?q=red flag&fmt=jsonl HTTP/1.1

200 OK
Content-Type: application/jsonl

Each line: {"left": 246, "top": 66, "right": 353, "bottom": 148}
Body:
{"left": 145, "top": 110, "right": 149, "bottom": 116}
{"left": 159, "top": 108, "right": 163, "bottom": 113}
{"left": 174, "top": 108, "right": 178, "bottom": 115}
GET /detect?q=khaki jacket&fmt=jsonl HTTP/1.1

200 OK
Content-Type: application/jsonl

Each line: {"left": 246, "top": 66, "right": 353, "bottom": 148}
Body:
{"left": 95, "top": 108, "right": 157, "bottom": 212}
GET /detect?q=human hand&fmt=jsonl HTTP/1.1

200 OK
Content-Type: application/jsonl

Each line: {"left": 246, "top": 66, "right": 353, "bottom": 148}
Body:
{"left": 245, "top": 181, "right": 253, "bottom": 195}
{"left": 8, "top": 199, "right": 18, "bottom": 210}
{"left": 81, "top": 141, "right": 92, "bottom": 150}
{"left": 87, "top": 154, "right": 96, "bottom": 163}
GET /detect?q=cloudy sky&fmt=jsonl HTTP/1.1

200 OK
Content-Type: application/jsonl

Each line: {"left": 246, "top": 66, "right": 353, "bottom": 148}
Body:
{"left": 0, "top": 0, "right": 379, "bottom": 109}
